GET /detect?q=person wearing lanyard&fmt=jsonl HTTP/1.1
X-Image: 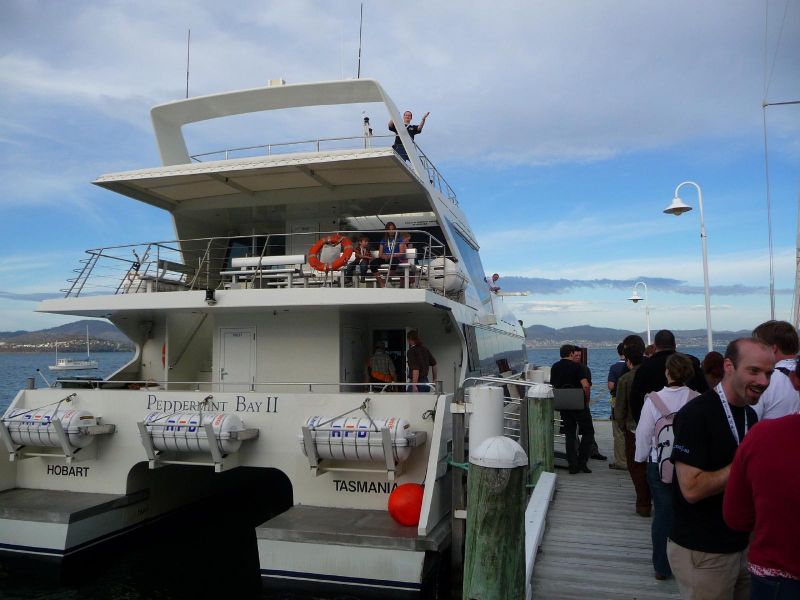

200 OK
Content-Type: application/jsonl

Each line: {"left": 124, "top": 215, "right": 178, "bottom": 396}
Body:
{"left": 667, "top": 338, "right": 773, "bottom": 600}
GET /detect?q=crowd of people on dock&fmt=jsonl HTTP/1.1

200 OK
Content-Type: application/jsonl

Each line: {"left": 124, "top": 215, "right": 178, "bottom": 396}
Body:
{"left": 595, "top": 322, "right": 799, "bottom": 599}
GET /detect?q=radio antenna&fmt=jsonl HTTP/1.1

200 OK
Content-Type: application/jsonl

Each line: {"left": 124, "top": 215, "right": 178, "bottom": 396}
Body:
{"left": 185, "top": 28, "right": 191, "bottom": 98}
{"left": 356, "top": 3, "right": 363, "bottom": 78}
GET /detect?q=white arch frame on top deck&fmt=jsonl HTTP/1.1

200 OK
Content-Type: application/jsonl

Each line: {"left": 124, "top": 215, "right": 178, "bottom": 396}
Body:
{"left": 150, "top": 78, "right": 426, "bottom": 179}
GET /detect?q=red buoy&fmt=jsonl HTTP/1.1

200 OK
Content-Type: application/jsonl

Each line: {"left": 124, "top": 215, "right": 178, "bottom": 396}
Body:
{"left": 388, "top": 483, "right": 424, "bottom": 526}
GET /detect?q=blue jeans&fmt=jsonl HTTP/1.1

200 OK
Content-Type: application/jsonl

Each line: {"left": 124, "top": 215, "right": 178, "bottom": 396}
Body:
{"left": 751, "top": 573, "right": 800, "bottom": 599}
{"left": 411, "top": 375, "right": 429, "bottom": 393}
{"left": 647, "top": 461, "right": 674, "bottom": 577}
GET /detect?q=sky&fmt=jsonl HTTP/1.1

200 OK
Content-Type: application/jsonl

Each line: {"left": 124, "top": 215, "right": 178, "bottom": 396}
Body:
{"left": 0, "top": 0, "right": 798, "bottom": 335}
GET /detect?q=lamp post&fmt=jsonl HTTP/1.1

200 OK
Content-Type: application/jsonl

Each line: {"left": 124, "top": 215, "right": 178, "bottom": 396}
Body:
{"left": 663, "top": 181, "right": 713, "bottom": 352}
{"left": 628, "top": 281, "right": 651, "bottom": 345}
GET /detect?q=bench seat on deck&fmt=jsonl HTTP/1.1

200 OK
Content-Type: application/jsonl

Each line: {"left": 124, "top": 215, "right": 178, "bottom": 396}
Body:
{"left": 221, "top": 254, "right": 307, "bottom": 288}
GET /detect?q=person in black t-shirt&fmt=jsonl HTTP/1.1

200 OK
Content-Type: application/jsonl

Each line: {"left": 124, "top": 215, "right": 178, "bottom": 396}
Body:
{"left": 667, "top": 338, "right": 774, "bottom": 599}
{"left": 389, "top": 110, "right": 429, "bottom": 161}
{"left": 551, "top": 344, "right": 594, "bottom": 474}
{"left": 406, "top": 330, "right": 437, "bottom": 393}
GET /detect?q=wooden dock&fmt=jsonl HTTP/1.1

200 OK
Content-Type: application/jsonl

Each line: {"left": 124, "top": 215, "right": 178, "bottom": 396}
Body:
{"left": 530, "top": 419, "right": 680, "bottom": 599}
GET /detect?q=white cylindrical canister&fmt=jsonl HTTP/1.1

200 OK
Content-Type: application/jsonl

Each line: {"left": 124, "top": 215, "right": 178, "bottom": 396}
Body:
{"left": 428, "top": 257, "right": 467, "bottom": 293}
{"left": 467, "top": 385, "right": 505, "bottom": 460}
{"left": 300, "top": 416, "right": 413, "bottom": 463}
{"left": 144, "top": 412, "right": 244, "bottom": 454}
{"left": 4, "top": 408, "right": 97, "bottom": 449}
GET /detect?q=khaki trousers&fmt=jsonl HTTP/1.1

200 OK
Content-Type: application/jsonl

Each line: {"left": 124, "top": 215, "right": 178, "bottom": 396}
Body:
{"left": 667, "top": 539, "right": 749, "bottom": 600}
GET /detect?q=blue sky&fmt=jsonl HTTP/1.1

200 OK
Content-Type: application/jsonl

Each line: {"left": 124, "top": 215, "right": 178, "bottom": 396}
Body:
{"left": 0, "top": 0, "right": 798, "bottom": 333}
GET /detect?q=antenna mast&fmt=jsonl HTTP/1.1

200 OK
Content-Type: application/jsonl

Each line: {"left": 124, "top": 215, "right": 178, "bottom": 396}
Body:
{"left": 357, "top": 3, "right": 363, "bottom": 78}
{"left": 185, "top": 28, "right": 191, "bottom": 98}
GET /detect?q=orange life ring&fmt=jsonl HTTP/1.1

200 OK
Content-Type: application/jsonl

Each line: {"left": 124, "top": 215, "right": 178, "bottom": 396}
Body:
{"left": 308, "top": 234, "right": 353, "bottom": 272}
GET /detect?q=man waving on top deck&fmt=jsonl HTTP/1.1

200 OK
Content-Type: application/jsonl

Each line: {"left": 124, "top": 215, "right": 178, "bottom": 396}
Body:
{"left": 389, "top": 110, "right": 429, "bottom": 161}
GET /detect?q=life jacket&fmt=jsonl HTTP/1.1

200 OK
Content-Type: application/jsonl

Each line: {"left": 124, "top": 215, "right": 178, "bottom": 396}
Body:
{"left": 371, "top": 370, "right": 394, "bottom": 383}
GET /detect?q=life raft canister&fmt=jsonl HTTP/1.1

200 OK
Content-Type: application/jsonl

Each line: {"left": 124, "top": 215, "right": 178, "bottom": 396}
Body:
{"left": 308, "top": 234, "right": 353, "bottom": 272}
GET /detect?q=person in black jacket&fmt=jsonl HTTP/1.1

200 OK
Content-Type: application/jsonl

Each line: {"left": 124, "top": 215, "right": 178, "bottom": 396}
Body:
{"left": 551, "top": 344, "right": 594, "bottom": 474}
{"left": 629, "top": 329, "right": 708, "bottom": 422}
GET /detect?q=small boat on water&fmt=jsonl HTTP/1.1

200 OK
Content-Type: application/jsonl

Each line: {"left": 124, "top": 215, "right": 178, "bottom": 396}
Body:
{"left": 48, "top": 326, "right": 98, "bottom": 371}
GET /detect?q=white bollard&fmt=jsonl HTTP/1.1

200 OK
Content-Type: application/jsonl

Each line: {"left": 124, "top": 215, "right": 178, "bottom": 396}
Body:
{"left": 467, "top": 385, "right": 504, "bottom": 461}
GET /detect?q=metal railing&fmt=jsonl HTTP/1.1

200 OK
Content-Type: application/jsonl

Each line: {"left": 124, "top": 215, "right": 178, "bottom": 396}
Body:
{"left": 62, "top": 229, "right": 462, "bottom": 300}
{"left": 188, "top": 133, "right": 458, "bottom": 207}
{"left": 46, "top": 378, "right": 443, "bottom": 394}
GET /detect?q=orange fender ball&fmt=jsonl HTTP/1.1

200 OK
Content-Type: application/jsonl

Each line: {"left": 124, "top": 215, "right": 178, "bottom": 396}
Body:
{"left": 388, "top": 483, "right": 424, "bottom": 526}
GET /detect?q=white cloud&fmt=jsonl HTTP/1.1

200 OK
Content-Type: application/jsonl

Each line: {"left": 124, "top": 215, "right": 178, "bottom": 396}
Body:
{"left": 1, "top": 1, "right": 797, "bottom": 165}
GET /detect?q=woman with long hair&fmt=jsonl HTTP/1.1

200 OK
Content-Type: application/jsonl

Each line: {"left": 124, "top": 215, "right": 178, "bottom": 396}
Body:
{"left": 634, "top": 352, "right": 699, "bottom": 581}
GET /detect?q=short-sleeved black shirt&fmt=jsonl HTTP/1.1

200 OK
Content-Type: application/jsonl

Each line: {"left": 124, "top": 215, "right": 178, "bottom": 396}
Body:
{"left": 407, "top": 344, "right": 436, "bottom": 379}
{"left": 550, "top": 358, "right": 585, "bottom": 389}
{"left": 669, "top": 390, "right": 758, "bottom": 553}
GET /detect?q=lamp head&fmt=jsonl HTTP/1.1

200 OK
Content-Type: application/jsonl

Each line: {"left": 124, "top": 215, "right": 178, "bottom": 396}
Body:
{"left": 664, "top": 196, "right": 692, "bottom": 216}
{"left": 628, "top": 292, "right": 642, "bottom": 303}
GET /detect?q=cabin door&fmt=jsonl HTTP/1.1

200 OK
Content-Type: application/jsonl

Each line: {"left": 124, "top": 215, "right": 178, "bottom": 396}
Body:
{"left": 341, "top": 327, "right": 364, "bottom": 392}
{"left": 219, "top": 327, "right": 256, "bottom": 392}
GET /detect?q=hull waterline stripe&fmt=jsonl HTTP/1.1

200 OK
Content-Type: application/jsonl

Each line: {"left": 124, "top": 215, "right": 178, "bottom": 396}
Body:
{"left": 260, "top": 568, "right": 422, "bottom": 591}
{"left": 0, "top": 506, "right": 178, "bottom": 559}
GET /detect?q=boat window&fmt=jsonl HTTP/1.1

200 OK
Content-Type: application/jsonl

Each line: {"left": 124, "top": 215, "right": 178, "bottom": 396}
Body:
{"left": 463, "top": 325, "right": 481, "bottom": 372}
{"left": 448, "top": 224, "right": 491, "bottom": 305}
{"left": 472, "top": 325, "right": 527, "bottom": 375}
{"left": 224, "top": 236, "right": 286, "bottom": 268}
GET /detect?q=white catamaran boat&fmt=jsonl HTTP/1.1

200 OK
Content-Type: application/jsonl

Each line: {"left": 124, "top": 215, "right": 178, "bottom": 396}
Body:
{"left": 48, "top": 326, "right": 99, "bottom": 371}
{"left": 0, "top": 79, "right": 527, "bottom": 596}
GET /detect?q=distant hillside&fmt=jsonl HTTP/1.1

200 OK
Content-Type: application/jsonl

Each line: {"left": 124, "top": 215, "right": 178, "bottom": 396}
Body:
{"left": 525, "top": 324, "right": 751, "bottom": 348}
{"left": 0, "top": 319, "right": 132, "bottom": 352}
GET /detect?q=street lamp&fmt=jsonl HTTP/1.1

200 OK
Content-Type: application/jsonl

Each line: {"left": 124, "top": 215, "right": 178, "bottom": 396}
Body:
{"left": 664, "top": 181, "right": 713, "bottom": 352}
{"left": 628, "top": 281, "right": 651, "bottom": 345}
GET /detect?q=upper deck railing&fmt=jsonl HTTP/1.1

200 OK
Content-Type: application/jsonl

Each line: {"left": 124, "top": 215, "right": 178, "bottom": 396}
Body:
{"left": 188, "top": 133, "right": 459, "bottom": 206}
{"left": 63, "top": 229, "right": 467, "bottom": 301}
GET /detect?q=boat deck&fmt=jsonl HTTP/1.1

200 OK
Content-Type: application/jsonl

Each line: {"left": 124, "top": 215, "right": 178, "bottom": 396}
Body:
{"left": 531, "top": 420, "right": 679, "bottom": 599}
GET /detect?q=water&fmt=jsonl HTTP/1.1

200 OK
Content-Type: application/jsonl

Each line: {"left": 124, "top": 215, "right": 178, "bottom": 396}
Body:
{"left": 0, "top": 352, "right": 135, "bottom": 414}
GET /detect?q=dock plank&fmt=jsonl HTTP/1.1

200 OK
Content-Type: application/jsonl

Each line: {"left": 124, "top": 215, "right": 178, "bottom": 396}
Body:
{"left": 530, "top": 420, "right": 679, "bottom": 599}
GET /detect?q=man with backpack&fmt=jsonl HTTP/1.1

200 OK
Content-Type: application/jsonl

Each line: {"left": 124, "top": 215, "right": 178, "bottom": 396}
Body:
{"left": 667, "top": 339, "right": 773, "bottom": 600}
{"left": 634, "top": 353, "right": 699, "bottom": 581}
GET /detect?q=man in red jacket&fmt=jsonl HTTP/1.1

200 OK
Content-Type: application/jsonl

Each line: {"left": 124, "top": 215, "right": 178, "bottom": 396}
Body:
{"left": 724, "top": 365, "right": 800, "bottom": 598}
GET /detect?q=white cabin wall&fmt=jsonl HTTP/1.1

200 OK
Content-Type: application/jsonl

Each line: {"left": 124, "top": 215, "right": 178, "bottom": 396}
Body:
{"left": 166, "top": 313, "right": 213, "bottom": 389}
{"left": 213, "top": 310, "right": 341, "bottom": 390}
{"left": 141, "top": 318, "right": 167, "bottom": 383}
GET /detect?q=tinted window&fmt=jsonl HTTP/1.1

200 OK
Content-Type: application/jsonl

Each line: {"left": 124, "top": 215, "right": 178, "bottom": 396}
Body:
{"left": 448, "top": 224, "right": 491, "bottom": 305}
